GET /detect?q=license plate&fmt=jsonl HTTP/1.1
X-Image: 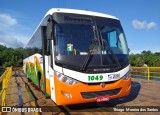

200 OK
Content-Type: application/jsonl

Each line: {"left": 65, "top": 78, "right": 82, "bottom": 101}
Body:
{"left": 96, "top": 95, "right": 110, "bottom": 102}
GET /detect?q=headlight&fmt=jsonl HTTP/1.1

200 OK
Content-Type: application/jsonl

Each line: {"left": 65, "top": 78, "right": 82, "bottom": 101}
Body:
{"left": 122, "top": 70, "right": 131, "bottom": 80}
{"left": 55, "top": 71, "right": 79, "bottom": 85}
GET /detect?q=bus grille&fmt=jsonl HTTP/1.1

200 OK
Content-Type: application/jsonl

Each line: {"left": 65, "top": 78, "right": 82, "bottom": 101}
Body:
{"left": 81, "top": 88, "right": 121, "bottom": 99}
{"left": 86, "top": 81, "right": 117, "bottom": 86}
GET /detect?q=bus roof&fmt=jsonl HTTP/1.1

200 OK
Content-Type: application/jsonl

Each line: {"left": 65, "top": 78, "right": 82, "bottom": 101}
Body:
{"left": 45, "top": 8, "right": 118, "bottom": 20}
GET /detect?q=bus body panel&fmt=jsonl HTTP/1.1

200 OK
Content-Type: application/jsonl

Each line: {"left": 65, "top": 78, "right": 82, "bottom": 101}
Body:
{"left": 23, "top": 54, "right": 44, "bottom": 89}
{"left": 23, "top": 54, "right": 56, "bottom": 102}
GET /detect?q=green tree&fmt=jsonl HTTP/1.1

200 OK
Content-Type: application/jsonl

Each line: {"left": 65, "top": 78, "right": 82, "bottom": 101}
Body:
{"left": 135, "top": 54, "right": 144, "bottom": 66}
{"left": 130, "top": 50, "right": 160, "bottom": 67}
{"left": 129, "top": 53, "right": 136, "bottom": 66}
{"left": 0, "top": 45, "right": 25, "bottom": 67}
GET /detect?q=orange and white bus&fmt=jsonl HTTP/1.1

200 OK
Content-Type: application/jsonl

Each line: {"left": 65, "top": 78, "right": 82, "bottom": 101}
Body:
{"left": 23, "top": 8, "right": 131, "bottom": 105}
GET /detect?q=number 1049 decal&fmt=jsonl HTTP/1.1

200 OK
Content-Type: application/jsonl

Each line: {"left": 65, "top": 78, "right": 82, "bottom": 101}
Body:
{"left": 88, "top": 75, "right": 103, "bottom": 81}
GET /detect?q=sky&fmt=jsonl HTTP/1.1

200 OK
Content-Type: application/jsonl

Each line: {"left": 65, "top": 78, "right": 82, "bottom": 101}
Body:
{"left": 0, "top": 0, "right": 159, "bottom": 54}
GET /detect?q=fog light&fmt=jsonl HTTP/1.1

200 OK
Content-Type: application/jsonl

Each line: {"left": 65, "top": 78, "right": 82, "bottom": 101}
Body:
{"left": 61, "top": 91, "right": 72, "bottom": 98}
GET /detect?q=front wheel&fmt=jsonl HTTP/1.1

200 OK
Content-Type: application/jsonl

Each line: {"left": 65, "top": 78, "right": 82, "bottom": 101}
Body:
{"left": 26, "top": 73, "right": 31, "bottom": 82}
{"left": 38, "top": 76, "right": 42, "bottom": 90}
{"left": 27, "top": 77, "right": 31, "bottom": 82}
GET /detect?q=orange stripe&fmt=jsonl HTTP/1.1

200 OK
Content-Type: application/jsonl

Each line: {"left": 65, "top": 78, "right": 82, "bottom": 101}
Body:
{"left": 34, "top": 56, "right": 42, "bottom": 71}
{"left": 46, "top": 78, "right": 51, "bottom": 95}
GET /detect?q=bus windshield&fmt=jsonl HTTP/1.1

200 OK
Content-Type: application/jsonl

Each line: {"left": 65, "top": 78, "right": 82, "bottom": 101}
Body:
{"left": 54, "top": 13, "right": 129, "bottom": 73}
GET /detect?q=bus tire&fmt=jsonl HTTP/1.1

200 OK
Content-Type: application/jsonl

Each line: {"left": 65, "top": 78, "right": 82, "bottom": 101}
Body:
{"left": 38, "top": 72, "right": 42, "bottom": 90}
{"left": 27, "top": 77, "right": 31, "bottom": 82}
{"left": 26, "top": 73, "right": 31, "bottom": 82}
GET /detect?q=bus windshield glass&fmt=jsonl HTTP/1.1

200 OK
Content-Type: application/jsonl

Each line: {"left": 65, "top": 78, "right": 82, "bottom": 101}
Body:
{"left": 54, "top": 13, "right": 129, "bottom": 73}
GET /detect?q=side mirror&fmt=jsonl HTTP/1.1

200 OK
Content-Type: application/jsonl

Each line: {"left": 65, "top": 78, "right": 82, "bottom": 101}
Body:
{"left": 47, "top": 18, "right": 54, "bottom": 40}
{"left": 128, "top": 48, "right": 130, "bottom": 53}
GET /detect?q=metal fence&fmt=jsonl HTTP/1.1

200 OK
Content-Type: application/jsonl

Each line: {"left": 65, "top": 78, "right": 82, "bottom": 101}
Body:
{"left": 0, "top": 67, "right": 12, "bottom": 107}
{"left": 130, "top": 67, "right": 160, "bottom": 81}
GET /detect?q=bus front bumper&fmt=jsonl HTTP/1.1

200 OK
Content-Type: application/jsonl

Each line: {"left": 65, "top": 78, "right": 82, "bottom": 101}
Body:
{"left": 54, "top": 76, "right": 131, "bottom": 105}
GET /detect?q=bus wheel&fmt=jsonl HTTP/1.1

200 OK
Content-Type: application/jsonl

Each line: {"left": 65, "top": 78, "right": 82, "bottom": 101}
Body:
{"left": 27, "top": 77, "right": 31, "bottom": 82}
{"left": 26, "top": 74, "right": 31, "bottom": 82}
{"left": 39, "top": 78, "right": 42, "bottom": 90}
{"left": 38, "top": 73, "right": 42, "bottom": 90}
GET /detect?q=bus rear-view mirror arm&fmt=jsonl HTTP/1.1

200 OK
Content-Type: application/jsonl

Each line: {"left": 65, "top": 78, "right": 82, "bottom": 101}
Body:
{"left": 128, "top": 48, "right": 130, "bottom": 53}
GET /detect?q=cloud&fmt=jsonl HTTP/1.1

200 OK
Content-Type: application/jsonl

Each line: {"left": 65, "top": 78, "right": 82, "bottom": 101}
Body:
{"left": 0, "top": 14, "right": 17, "bottom": 25}
{"left": 0, "top": 13, "right": 30, "bottom": 48}
{"left": 146, "top": 22, "right": 157, "bottom": 30}
{"left": 132, "top": 19, "right": 157, "bottom": 30}
{"left": 0, "top": 14, "right": 17, "bottom": 31}
{"left": 0, "top": 42, "right": 5, "bottom": 46}
{"left": 0, "top": 34, "right": 26, "bottom": 48}
{"left": 132, "top": 19, "right": 147, "bottom": 29}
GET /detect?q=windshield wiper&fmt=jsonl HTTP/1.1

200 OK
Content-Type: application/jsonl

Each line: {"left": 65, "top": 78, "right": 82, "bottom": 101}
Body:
{"left": 80, "top": 38, "right": 99, "bottom": 71}
{"left": 81, "top": 22, "right": 99, "bottom": 71}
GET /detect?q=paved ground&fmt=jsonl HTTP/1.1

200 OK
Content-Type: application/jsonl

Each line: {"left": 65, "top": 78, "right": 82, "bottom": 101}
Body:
{"left": 4, "top": 70, "right": 160, "bottom": 115}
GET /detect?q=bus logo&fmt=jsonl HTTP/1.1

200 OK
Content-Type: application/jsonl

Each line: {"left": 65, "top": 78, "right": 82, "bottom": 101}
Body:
{"left": 101, "top": 83, "right": 106, "bottom": 88}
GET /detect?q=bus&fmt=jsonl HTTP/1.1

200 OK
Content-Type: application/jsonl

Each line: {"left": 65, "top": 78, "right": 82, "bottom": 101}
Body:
{"left": 23, "top": 8, "right": 131, "bottom": 105}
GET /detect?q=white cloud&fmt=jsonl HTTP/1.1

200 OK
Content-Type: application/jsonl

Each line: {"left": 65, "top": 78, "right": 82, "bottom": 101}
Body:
{"left": 146, "top": 22, "right": 157, "bottom": 30}
{"left": 132, "top": 19, "right": 157, "bottom": 30}
{"left": 0, "top": 13, "right": 30, "bottom": 48}
{"left": 0, "top": 34, "right": 24, "bottom": 48}
{"left": 0, "top": 42, "right": 5, "bottom": 46}
{"left": 0, "top": 13, "right": 17, "bottom": 25}
{"left": 132, "top": 19, "right": 147, "bottom": 29}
